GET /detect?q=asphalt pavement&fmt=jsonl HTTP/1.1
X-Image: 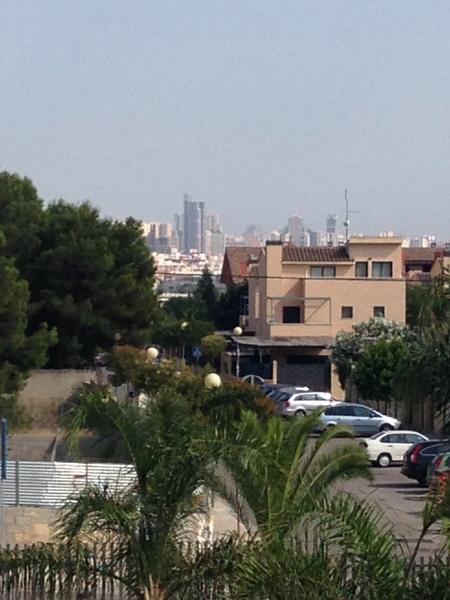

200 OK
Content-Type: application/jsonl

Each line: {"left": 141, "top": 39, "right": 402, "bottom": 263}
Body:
{"left": 338, "top": 465, "right": 442, "bottom": 556}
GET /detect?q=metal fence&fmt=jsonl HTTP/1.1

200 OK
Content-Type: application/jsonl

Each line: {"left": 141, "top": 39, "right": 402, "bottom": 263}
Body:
{"left": 1, "top": 461, "right": 136, "bottom": 507}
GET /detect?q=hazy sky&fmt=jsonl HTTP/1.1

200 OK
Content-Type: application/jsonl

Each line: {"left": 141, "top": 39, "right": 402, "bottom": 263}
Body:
{"left": 1, "top": 1, "right": 450, "bottom": 238}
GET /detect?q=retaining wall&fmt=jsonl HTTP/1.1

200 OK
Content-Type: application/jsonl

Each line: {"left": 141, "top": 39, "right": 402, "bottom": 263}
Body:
{"left": 3, "top": 506, "right": 55, "bottom": 545}
{"left": 18, "top": 369, "right": 98, "bottom": 427}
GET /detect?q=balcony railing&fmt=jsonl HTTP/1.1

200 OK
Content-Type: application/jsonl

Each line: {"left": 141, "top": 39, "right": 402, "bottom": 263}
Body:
{"left": 266, "top": 296, "right": 331, "bottom": 326}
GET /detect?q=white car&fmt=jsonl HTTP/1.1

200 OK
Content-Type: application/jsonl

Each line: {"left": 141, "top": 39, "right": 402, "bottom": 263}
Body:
{"left": 277, "top": 391, "right": 340, "bottom": 417}
{"left": 360, "top": 430, "right": 429, "bottom": 467}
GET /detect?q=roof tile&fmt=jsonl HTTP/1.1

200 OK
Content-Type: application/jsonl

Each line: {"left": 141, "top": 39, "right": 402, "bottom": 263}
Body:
{"left": 282, "top": 245, "right": 350, "bottom": 262}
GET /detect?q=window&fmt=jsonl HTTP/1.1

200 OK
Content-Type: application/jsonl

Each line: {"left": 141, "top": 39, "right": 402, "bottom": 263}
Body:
{"left": 334, "top": 405, "right": 355, "bottom": 416}
{"left": 355, "top": 261, "right": 368, "bottom": 278}
{"left": 422, "top": 443, "right": 450, "bottom": 456}
{"left": 283, "top": 306, "right": 301, "bottom": 323}
{"left": 373, "top": 306, "right": 385, "bottom": 318}
{"left": 405, "top": 433, "right": 424, "bottom": 444}
{"left": 353, "top": 405, "right": 374, "bottom": 418}
{"left": 372, "top": 261, "right": 393, "bottom": 278}
{"left": 341, "top": 306, "right": 353, "bottom": 319}
{"left": 381, "top": 434, "right": 395, "bottom": 443}
{"left": 310, "top": 266, "right": 336, "bottom": 278}
{"left": 389, "top": 434, "right": 408, "bottom": 444}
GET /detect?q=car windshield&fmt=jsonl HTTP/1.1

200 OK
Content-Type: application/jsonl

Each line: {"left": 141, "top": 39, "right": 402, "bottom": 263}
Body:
{"left": 369, "top": 432, "right": 385, "bottom": 440}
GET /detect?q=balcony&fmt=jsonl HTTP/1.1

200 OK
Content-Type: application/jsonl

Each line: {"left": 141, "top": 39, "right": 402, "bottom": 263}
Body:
{"left": 266, "top": 296, "right": 333, "bottom": 338}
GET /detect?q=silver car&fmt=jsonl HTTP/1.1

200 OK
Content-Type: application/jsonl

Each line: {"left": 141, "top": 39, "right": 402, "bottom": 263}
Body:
{"left": 277, "top": 391, "right": 340, "bottom": 417}
{"left": 317, "top": 403, "right": 401, "bottom": 436}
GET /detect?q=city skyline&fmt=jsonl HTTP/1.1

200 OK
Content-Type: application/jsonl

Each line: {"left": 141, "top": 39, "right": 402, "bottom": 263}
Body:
{"left": 2, "top": 2, "right": 450, "bottom": 237}
{"left": 144, "top": 194, "right": 440, "bottom": 245}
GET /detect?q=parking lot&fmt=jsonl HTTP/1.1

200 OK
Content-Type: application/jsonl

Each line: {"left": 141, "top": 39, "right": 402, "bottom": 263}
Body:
{"left": 212, "top": 440, "right": 444, "bottom": 556}
{"left": 339, "top": 465, "right": 442, "bottom": 555}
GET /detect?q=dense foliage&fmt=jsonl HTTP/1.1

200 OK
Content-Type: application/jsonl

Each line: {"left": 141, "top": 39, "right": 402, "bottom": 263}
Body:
{"left": 0, "top": 171, "right": 158, "bottom": 370}
{"left": 0, "top": 231, "right": 56, "bottom": 423}
{"left": 153, "top": 272, "right": 248, "bottom": 358}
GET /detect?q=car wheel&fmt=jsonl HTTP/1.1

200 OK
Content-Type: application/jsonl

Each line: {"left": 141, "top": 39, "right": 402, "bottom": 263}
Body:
{"left": 379, "top": 423, "right": 393, "bottom": 432}
{"left": 295, "top": 409, "right": 306, "bottom": 417}
{"left": 377, "top": 453, "right": 391, "bottom": 468}
{"left": 417, "top": 477, "right": 427, "bottom": 487}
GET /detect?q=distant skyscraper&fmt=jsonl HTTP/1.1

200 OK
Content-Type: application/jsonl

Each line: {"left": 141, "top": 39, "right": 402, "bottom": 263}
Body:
{"left": 183, "top": 195, "right": 205, "bottom": 253}
{"left": 173, "top": 213, "right": 183, "bottom": 246}
{"left": 308, "top": 229, "right": 327, "bottom": 247}
{"left": 288, "top": 215, "right": 306, "bottom": 246}
{"left": 143, "top": 221, "right": 176, "bottom": 253}
{"left": 205, "top": 213, "right": 219, "bottom": 232}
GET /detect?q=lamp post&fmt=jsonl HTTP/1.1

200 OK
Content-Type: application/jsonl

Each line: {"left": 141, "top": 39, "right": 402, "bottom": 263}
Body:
{"left": 233, "top": 326, "right": 243, "bottom": 379}
{"left": 180, "top": 321, "right": 188, "bottom": 362}
{"left": 199, "top": 373, "right": 222, "bottom": 543}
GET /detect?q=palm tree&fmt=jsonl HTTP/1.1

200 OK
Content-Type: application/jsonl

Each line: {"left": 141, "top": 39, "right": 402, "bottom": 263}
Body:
{"left": 216, "top": 411, "right": 372, "bottom": 541}
{"left": 57, "top": 385, "right": 219, "bottom": 599}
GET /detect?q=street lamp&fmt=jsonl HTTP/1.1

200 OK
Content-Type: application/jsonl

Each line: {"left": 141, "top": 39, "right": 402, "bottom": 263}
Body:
{"left": 180, "top": 321, "right": 188, "bottom": 361}
{"left": 204, "top": 372, "right": 222, "bottom": 389}
{"left": 146, "top": 346, "right": 159, "bottom": 361}
{"left": 201, "top": 371, "right": 222, "bottom": 542}
{"left": 232, "top": 326, "right": 243, "bottom": 379}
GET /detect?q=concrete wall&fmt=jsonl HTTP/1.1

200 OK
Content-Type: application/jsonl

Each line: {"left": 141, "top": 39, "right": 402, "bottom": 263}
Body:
{"left": 3, "top": 506, "right": 55, "bottom": 545}
{"left": 18, "top": 369, "right": 98, "bottom": 427}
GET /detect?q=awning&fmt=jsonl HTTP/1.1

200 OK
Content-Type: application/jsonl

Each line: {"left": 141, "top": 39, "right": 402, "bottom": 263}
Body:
{"left": 231, "top": 335, "right": 334, "bottom": 348}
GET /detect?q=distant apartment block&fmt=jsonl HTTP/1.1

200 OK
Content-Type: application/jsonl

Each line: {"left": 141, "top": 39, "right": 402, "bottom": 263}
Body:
{"left": 205, "top": 229, "right": 226, "bottom": 257}
{"left": 142, "top": 222, "right": 178, "bottom": 253}
{"left": 288, "top": 215, "right": 306, "bottom": 246}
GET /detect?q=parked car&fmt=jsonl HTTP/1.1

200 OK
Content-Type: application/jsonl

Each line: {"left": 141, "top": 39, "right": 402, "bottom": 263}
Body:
{"left": 263, "top": 384, "right": 309, "bottom": 396}
{"left": 276, "top": 391, "right": 340, "bottom": 418}
{"left": 401, "top": 440, "right": 450, "bottom": 486}
{"left": 359, "top": 430, "right": 429, "bottom": 467}
{"left": 317, "top": 403, "right": 401, "bottom": 436}
{"left": 426, "top": 450, "right": 450, "bottom": 487}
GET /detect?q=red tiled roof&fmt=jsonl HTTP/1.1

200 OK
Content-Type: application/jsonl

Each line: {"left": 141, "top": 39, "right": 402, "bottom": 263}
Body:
{"left": 282, "top": 245, "right": 350, "bottom": 262}
{"left": 402, "top": 248, "right": 438, "bottom": 264}
{"left": 220, "top": 246, "right": 260, "bottom": 285}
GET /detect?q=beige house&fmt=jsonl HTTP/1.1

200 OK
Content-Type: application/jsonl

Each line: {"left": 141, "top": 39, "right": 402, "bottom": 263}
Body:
{"left": 237, "top": 237, "right": 406, "bottom": 397}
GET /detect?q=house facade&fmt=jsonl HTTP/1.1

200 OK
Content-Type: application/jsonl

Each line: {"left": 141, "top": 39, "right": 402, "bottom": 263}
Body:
{"left": 237, "top": 237, "right": 406, "bottom": 397}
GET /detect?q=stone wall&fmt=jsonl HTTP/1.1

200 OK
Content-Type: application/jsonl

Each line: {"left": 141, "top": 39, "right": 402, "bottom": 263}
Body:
{"left": 3, "top": 506, "right": 56, "bottom": 546}
{"left": 18, "top": 369, "right": 98, "bottom": 427}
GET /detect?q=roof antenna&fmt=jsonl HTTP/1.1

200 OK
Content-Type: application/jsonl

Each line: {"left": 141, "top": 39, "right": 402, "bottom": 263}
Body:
{"left": 343, "top": 189, "right": 359, "bottom": 242}
{"left": 344, "top": 189, "right": 350, "bottom": 242}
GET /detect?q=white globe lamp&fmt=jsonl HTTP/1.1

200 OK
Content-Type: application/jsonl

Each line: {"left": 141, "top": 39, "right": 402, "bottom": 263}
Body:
{"left": 233, "top": 326, "right": 243, "bottom": 337}
{"left": 204, "top": 373, "right": 222, "bottom": 390}
{"left": 146, "top": 347, "right": 159, "bottom": 361}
